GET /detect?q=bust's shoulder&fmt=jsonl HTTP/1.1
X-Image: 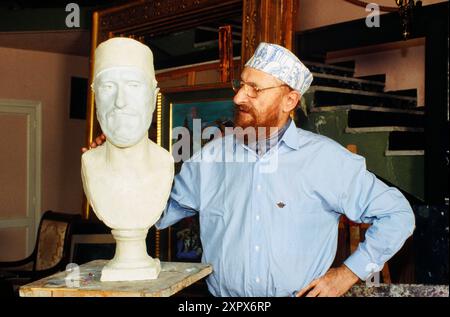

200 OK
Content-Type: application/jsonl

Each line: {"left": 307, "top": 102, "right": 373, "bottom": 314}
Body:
{"left": 148, "top": 140, "right": 175, "bottom": 164}
{"left": 81, "top": 145, "right": 106, "bottom": 167}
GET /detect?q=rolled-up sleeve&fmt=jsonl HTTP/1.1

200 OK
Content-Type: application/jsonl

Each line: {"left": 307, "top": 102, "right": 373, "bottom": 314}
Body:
{"left": 155, "top": 159, "right": 201, "bottom": 230}
{"left": 335, "top": 152, "right": 416, "bottom": 281}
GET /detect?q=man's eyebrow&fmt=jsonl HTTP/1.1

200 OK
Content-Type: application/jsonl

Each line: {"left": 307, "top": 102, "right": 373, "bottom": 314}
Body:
{"left": 241, "top": 79, "right": 258, "bottom": 86}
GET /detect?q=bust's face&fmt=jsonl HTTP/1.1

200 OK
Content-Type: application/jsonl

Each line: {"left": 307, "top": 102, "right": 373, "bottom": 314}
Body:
{"left": 94, "top": 66, "right": 159, "bottom": 147}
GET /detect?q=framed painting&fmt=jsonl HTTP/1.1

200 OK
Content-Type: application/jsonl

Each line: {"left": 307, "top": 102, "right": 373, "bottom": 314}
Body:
{"left": 158, "top": 84, "right": 235, "bottom": 262}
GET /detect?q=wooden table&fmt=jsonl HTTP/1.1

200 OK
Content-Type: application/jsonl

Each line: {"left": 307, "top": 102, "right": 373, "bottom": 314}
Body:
{"left": 19, "top": 260, "right": 212, "bottom": 297}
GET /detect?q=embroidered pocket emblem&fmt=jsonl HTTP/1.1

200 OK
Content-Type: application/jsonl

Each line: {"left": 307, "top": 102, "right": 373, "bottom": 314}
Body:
{"left": 276, "top": 202, "right": 286, "bottom": 208}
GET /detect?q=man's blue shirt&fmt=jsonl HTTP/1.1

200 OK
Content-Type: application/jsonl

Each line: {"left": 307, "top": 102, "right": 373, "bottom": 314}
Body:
{"left": 156, "top": 120, "right": 415, "bottom": 296}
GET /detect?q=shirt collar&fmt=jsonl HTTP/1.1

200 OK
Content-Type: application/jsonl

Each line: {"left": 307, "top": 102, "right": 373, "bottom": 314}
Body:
{"left": 279, "top": 118, "right": 300, "bottom": 150}
{"left": 233, "top": 118, "right": 300, "bottom": 153}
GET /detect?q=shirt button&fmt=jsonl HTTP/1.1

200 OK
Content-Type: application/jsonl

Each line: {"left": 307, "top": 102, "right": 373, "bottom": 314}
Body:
{"left": 257, "top": 184, "right": 262, "bottom": 191}
{"left": 255, "top": 277, "right": 260, "bottom": 283}
{"left": 255, "top": 245, "right": 260, "bottom": 252}
{"left": 256, "top": 215, "right": 260, "bottom": 221}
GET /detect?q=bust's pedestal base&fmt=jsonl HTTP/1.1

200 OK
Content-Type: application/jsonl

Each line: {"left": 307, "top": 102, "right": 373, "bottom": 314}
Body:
{"left": 100, "top": 228, "right": 160, "bottom": 282}
{"left": 101, "top": 258, "right": 161, "bottom": 281}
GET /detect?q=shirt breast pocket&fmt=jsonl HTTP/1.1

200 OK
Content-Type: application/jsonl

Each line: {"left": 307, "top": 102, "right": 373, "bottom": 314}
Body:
{"left": 270, "top": 197, "right": 321, "bottom": 243}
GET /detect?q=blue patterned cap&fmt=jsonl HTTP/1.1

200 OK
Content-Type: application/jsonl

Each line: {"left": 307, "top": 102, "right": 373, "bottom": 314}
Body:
{"left": 245, "top": 42, "right": 313, "bottom": 95}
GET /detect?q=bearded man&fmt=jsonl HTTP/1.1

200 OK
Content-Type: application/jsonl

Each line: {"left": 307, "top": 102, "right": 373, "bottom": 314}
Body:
{"left": 86, "top": 42, "right": 415, "bottom": 297}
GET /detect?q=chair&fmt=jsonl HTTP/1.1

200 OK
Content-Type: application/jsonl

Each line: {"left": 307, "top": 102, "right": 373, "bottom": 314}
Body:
{"left": 0, "top": 210, "right": 81, "bottom": 295}
{"left": 69, "top": 219, "right": 115, "bottom": 265}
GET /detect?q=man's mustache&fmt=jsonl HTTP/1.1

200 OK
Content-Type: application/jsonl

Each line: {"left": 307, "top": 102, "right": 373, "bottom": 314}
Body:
{"left": 233, "top": 103, "right": 253, "bottom": 114}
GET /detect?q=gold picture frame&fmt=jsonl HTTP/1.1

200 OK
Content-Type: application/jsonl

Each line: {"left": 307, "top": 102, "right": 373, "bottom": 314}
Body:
{"left": 158, "top": 84, "right": 235, "bottom": 261}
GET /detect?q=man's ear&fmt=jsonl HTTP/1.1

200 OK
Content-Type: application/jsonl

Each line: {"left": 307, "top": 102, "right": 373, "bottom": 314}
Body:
{"left": 283, "top": 90, "right": 300, "bottom": 113}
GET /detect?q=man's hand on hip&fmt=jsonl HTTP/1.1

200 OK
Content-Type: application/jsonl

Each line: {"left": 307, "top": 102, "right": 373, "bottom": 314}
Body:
{"left": 296, "top": 265, "right": 360, "bottom": 297}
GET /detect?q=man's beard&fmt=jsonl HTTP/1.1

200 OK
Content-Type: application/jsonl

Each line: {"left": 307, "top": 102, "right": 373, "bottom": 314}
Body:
{"left": 233, "top": 103, "right": 281, "bottom": 143}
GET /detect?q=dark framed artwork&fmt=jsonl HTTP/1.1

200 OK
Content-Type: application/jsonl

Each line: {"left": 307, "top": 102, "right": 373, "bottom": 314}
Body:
{"left": 69, "top": 77, "right": 88, "bottom": 120}
{"left": 159, "top": 84, "right": 235, "bottom": 262}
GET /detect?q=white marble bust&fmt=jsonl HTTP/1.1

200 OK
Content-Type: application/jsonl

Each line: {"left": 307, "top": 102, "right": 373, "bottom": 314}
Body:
{"left": 81, "top": 38, "right": 174, "bottom": 281}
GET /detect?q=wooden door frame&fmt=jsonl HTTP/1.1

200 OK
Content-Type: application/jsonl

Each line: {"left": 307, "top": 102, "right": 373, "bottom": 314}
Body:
{"left": 0, "top": 99, "right": 42, "bottom": 258}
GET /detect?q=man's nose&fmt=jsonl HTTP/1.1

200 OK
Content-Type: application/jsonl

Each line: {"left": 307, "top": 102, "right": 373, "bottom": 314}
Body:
{"left": 114, "top": 86, "right": 126, "bottom": 108}
{"left": 233, "top": 86, "right": 248, "bottom": 105}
